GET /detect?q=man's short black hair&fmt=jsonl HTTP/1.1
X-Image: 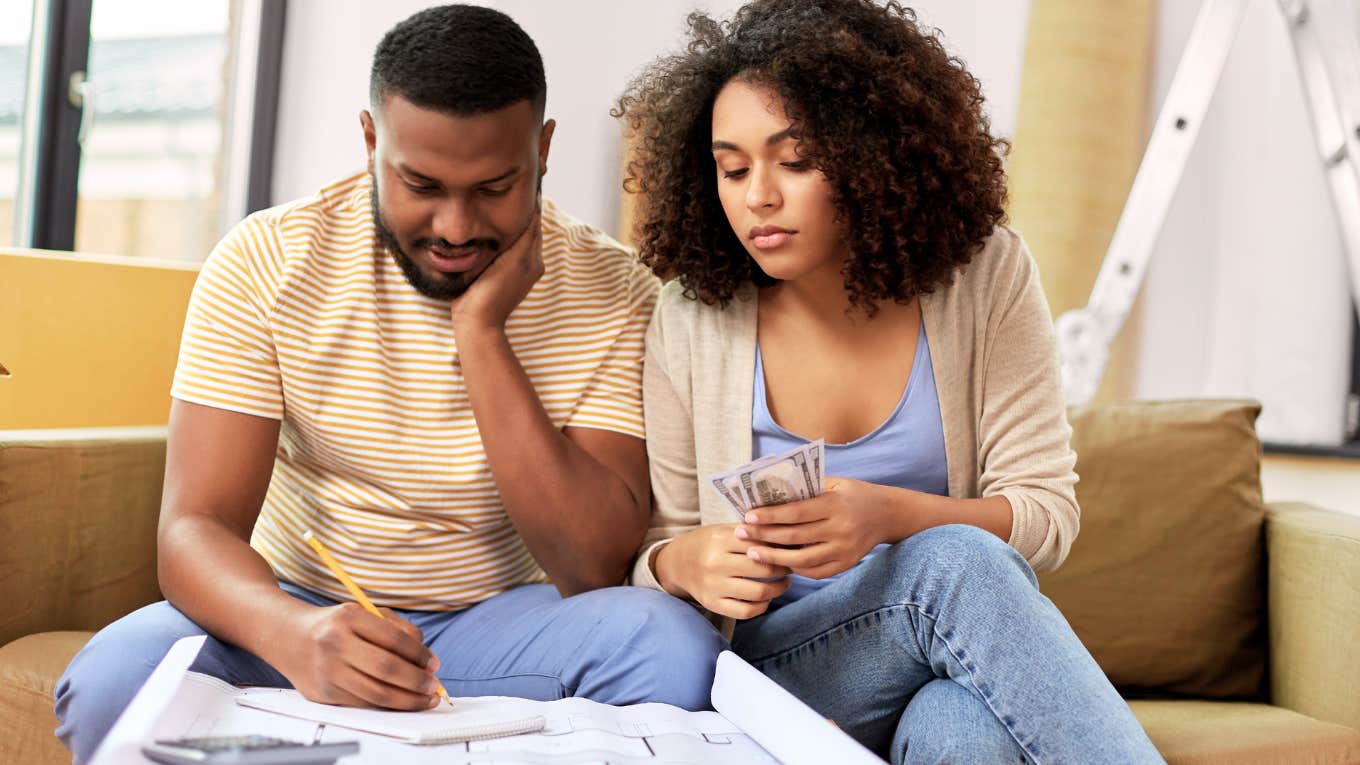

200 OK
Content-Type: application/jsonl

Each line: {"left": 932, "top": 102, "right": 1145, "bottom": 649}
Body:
{"left": 370, "top": 4, "right": 547, "bottom": 118}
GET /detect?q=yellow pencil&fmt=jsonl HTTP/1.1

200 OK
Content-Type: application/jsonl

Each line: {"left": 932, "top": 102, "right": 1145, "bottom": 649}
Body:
{"left": 302, "top": 529, "right": 452, "bottom": 707}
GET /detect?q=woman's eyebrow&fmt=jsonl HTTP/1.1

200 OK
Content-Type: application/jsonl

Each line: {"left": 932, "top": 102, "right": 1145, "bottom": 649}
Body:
{"left": 711, "top": 128, "right": 796, "bottom": 153}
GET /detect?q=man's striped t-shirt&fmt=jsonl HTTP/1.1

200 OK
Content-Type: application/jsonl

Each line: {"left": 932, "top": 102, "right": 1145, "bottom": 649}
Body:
{"left": 171, "top": 172, "right": 658, "bottom": 611}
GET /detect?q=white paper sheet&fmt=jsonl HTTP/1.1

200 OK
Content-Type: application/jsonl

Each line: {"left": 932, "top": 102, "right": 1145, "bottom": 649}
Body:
{"left": 711, "top": 651, "right": 885, "bottom": 765}
{"left": 236, "top": 688, "right": 545, "bottom": 744}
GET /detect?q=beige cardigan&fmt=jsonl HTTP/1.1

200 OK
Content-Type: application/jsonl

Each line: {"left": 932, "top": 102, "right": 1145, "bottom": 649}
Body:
{"left": 628, "top": 226, "right": 1080, "bottom": 634}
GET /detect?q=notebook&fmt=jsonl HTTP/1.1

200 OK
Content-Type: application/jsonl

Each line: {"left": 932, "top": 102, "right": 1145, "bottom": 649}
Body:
{"left": 235, "top": 689, "right": 546, "bottom": 745}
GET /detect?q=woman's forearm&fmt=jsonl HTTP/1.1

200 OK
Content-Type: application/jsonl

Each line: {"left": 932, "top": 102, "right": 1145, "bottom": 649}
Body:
{"left": 881, "top": 488, "right": 1013, "bottom": 545}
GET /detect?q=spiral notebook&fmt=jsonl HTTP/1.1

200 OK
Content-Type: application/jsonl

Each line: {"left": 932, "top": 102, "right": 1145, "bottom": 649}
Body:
{"left": 235, "top": 689, "right": 545, "bottom": 745}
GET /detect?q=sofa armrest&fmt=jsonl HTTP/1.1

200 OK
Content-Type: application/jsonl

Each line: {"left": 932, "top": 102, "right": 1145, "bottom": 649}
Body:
{"left": 1266, "top": 501, "right": 1360, "bottom": 730}
{"left": 0, "top": 427, "right": 167, "bottom": 647}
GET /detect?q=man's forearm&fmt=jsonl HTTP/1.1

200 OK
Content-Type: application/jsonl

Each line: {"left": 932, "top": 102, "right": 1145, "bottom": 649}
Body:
{"left": 456, "top": 326, "right": 644, "bottom": 593}
{"left": 158, "top": 514, "right": 312, "bottom": 665}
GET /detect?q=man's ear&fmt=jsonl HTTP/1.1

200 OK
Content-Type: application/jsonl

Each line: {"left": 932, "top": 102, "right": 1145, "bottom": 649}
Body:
{"left": 360, "top": 110, "right": 377, "bottom": 173}
{"left": 538, "top": 118, "right": 556, "bottom": 177}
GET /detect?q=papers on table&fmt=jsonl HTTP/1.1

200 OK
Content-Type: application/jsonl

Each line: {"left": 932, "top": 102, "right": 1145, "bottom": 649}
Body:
{"left": 91, "top": 637, "right": 885, "bottom": 764}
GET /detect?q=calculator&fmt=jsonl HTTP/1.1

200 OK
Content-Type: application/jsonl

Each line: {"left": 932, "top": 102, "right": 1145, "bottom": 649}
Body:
{"left": 141, "top": 735, "right": 359, "bottom": 764}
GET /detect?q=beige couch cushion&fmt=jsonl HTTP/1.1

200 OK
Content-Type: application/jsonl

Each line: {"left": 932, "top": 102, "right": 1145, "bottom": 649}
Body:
{"left": 0, "top": 631, "right": 93, "bottom": 765}
{"left": 0, "top": 428, "right": 165, "bottom": 647}
{"left": 1131, "top": 700, "right": 1360, "bottom": 765}
{"left": 1040, "top": 400, "right": 1267, "bottom": 699}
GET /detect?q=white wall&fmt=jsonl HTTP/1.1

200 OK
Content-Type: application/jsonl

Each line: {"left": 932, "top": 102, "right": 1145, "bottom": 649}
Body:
{"left": 272, "top": 0, "right": 1030, "bottom": 236}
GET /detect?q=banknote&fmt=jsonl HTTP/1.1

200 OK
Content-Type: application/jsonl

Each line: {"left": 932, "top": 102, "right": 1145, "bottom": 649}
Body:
{"left": 706, "top": 440, "right": 825, "bottom": 520}
{"left": 710, "top": 473, "right": 749, "bottom": 514}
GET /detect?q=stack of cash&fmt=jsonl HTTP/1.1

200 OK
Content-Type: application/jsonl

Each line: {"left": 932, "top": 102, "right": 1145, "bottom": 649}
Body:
{"left": 707, "top": 440, "right": 826, "bottom": 520}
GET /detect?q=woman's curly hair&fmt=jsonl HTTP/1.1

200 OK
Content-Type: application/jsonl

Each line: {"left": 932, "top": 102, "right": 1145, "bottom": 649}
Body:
{"left": 614, "top": 0, "right": 1009, "bottom": 314}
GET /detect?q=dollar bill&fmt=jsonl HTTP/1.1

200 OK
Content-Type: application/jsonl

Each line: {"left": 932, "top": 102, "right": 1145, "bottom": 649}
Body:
{"left": 800, "top": 440, "right": 824, "bottom": 495}
{"left": 706, "top": 439, "right": 826, "bottom": 520}
{"left": 710, "top": 474, "right": 749, "bottom": 514}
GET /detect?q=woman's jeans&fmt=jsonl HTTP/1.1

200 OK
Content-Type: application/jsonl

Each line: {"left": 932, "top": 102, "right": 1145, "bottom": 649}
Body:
{"left": 732, "top": 524, "right": 1164, "bottom": 765}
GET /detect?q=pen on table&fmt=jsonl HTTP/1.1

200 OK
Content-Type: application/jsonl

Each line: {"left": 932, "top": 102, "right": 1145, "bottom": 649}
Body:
{"left": 301, "top": 529, "right": 453, "bottom": 707}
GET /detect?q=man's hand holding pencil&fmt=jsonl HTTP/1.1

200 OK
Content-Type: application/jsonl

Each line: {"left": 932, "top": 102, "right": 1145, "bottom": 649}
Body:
{"left": 266, "top": 530, "right": 452, "bottom": 712}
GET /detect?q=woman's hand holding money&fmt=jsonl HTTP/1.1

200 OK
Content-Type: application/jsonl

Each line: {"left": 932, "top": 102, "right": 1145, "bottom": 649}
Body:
{"left": 735, "top": 476, "right": 905, "bottom": 580}
{"left": 653, "top": 525, "right": 793, "bottom": 619}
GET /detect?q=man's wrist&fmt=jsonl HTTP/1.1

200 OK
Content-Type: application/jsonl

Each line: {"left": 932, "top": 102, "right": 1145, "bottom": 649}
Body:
{"left": 453, "top": 321, "right": 509, "bottom": 351}
{"left": 247, "top": 593, "right": 316, "bottom": 672}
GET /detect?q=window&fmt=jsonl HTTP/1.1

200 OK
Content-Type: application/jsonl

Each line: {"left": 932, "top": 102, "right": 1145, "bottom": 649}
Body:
{"left": 11, "top": 0, "right": 284, "bottom": 260}
{"left": 74, "top": 0, "right": 231, "bottom": 260}
{"left": 0, "top": 2, "right": 36, "bottom": 246}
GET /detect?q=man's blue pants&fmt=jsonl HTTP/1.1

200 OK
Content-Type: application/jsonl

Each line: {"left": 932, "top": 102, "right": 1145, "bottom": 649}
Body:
{"left": 55, "top": 582, "right": 726, "bottom": 763}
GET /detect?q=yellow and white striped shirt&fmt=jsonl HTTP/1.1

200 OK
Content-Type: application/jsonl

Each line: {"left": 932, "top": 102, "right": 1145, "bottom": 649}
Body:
{"left": 171, "top": 172, "right": 657, "bottom": 611}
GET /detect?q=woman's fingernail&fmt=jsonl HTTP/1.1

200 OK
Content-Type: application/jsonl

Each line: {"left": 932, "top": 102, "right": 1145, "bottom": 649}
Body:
{"left": 747, "top": 549, "right": 761, "bottom": 562}
{"left": 428, "top": 655, "right": 441, "bottom": 672}
{"left": 744, "top": 512, "right": 758, "bottom": 524}
{"left": 735, "top": 527, "right": 749, "bottom": 540}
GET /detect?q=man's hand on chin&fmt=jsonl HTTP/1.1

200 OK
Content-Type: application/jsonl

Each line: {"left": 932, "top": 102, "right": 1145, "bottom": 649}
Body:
{"left": 451, "top": 204, "right": 543, "bottom": 335}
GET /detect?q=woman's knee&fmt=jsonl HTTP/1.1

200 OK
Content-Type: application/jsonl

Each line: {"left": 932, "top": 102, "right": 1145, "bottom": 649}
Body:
{"left": 884, "top": 525, "right": 1037, "bottom": 593}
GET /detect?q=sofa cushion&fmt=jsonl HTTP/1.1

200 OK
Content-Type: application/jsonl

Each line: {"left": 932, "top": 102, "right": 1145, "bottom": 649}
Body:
{"left": 1130, "top": 699, "right": 1360, "bottom": 764}
{"left": 1039, "top": 400, "right": 1267, "bottom": 699}
{"left": 0, "top": 631, "right": 93, "bottom": 765}
{"left": 0, "top": 428, "right": 165, "bottom": 647}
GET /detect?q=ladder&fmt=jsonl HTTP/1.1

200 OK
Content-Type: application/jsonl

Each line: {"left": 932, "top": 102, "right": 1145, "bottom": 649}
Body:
{"left": 1056, "top": 0, "right": 1360, "bottom": 406}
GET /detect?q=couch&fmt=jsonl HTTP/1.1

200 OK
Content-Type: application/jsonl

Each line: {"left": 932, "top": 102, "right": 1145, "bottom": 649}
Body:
{"left": 2, "top": 401, "right": 1359, "bottom": 764}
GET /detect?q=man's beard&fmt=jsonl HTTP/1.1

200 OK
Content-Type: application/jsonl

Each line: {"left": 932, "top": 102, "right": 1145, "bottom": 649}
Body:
{"left": 370, "top": 181, "right": 496, "bottom": 300}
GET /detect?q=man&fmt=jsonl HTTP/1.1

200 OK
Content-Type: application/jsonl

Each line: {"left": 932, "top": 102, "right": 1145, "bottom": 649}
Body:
{"left": 54, "top": 6, "right": 724, "bottom": 761}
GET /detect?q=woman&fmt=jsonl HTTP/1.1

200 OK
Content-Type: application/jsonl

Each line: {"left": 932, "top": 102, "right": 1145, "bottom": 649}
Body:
{"left": 616, "top": 1, "right": 1162, "bottom": 763}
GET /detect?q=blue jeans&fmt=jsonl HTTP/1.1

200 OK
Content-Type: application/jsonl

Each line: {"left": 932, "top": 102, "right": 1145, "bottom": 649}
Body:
{"left": 732, "top": 525, "right": 1163, "bottom": 765}
{"left": 56, "top": 583, "right": 726, "bottom": 763}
